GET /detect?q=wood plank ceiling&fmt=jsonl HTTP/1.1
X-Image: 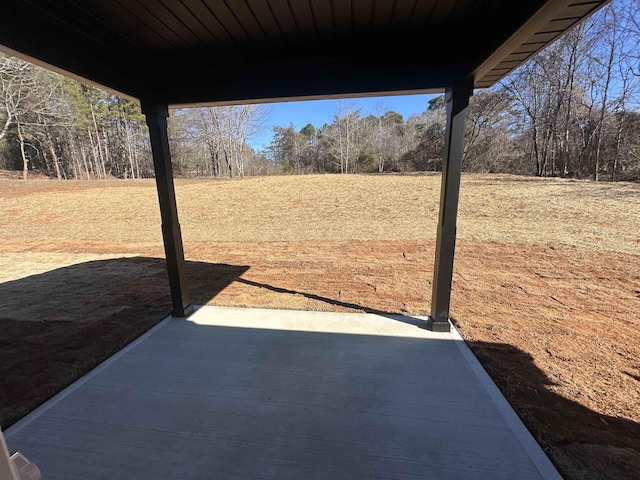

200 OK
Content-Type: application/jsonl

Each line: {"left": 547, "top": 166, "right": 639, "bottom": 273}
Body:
{"left": 0, "top": 0, "right": 609, "bottom": 106}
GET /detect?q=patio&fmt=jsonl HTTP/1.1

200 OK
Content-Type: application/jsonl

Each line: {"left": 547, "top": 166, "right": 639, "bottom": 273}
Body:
{"left": 5, "top": 306, "right": 561, "bottom": 479}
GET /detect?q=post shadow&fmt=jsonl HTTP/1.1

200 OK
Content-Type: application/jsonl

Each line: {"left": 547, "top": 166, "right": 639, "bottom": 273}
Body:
{"left": 466, "top": 340, "right": 640, "bottom": 480}
{"left": 235, "top": 277, "right": 428, "bottom": 329}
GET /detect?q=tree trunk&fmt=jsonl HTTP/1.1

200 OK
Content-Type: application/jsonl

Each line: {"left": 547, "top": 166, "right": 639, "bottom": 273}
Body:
{"left": 531, "top": 122, "right": 543, "bottom": 176}
{"left": 224, "top": 150, "right": 233, "bottom": 177}
{"left": 80, "top": 143, "right": 90, "bottom": 180}
{"left": 90, "top": 105, "right": 106, "bottom": 177}
{"left": 125, "top": 119, "right": 136, "bottom": 179}
{"left": 47, "top": 142, "right": 62, "bottom": 180}
{"left": 134, "top": 149, "right": 141, "bottom": 179}
{"left": 41, "top": 116, "right": 62, "bottom": 180}
{"left": 101, "top": 129, "right": 109, "bottom": 177}
{"left": 594, "top": 135, "right": 602, "bottom": 182}
{"left": 235, "top": 140, "right": 246, "bottom": 177}
{"left": 70, "top": 149, "right": 78, "bottom": 179}
{"left": 0, "top": 109, "right": 11, "bottom": 141}
{"left": 213, "top": 150, "right": 220, "bottom": 177}
{"left": 87, "top": 128, "right": 101, "bottom": 179}
{"left": 550, "top": 138, "right": 557, "bottom": 177}
{"left": 594, "top": 6, "right": 616, "bottom": 182}
{"left": 611, "top": 110, "right": 625, "bottom": 181}
{"left": 17, "top": 122, "right": 28, "bottom": 180}
{"left": 562, "top": 42, "right": 578, "bottom": 177}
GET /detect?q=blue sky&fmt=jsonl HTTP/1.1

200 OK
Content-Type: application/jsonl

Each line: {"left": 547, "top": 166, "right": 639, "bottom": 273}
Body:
{"left": 250, "top": 93, "right": 438, "bottom": 151}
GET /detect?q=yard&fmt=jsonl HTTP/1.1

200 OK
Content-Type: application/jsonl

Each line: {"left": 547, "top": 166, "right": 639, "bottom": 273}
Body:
{"left": 1, "top": 173, "right": 639, "bottom": 479}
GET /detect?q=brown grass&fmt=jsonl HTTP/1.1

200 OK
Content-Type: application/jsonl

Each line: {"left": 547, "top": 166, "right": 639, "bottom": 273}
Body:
{"left": 1, "top": 174, "right": 638, "bottom": 252}
{"left": 1, "top": 173, "right": 639, "bottom": 480}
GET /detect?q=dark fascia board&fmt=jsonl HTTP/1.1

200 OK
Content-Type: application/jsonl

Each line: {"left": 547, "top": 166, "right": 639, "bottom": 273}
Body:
{"left": 0, "top": 44, "right": 139, "bottom": 103}
{"left": 472, "top": 0, "right": 611, "bottom": 87}
{"left": 167, "top": 88, "right": 446, "bottom": 109}
{"left": 146, "top": 56, "right": 471, "bottom": 107}
{"left": 137, "top": 24, "right": 485, "bottom": 105}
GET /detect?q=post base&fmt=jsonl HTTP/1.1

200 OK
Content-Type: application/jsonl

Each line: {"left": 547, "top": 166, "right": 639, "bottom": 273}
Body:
{"left": 426, "top": 317, "right": 451, "bottom": 332}
{"left": 173, "top": 303, "right": 195, "bottom": 318}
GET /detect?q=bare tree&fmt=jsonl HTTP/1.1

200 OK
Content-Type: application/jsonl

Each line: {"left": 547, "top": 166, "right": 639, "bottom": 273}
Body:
{"left": 0, "top": 54, "right": 74, "bottom": 179}
{"left": 209, "top": 105, "right": 270, "bottom": 177}
{"left": 586, "top": 4, "right": 619, "bottom": 180}
{"left": 462, "top": 89, "right": 515, "bottom": 172}
{"left": 505, "top": 29, "right": 586, "bottom": 177}
{"left": 0, "top": 55, "right": 40, "bottom": 178}
{"left": 368, "top": 107, "right": 406, "bottom": 172}
{"left": 323, "top": 102, "right": 365, "bottom": 173}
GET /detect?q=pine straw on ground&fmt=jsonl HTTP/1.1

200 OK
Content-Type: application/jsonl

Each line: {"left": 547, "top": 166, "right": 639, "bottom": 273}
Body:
{"left": 0, "top": 173, "right": 639, "bottom": 480}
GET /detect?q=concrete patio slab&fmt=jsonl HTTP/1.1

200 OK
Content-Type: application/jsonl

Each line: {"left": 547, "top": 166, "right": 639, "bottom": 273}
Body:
{"left": 5, "top": 306, "right": 561, "bottom": 479}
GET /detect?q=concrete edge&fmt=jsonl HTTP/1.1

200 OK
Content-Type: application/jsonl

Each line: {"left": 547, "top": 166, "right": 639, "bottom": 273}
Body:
{"left": 4, "top": 315, "right": 175, "bottom": 440}
{"left": 449, "top": 324, "right": 563, "bottom": 480}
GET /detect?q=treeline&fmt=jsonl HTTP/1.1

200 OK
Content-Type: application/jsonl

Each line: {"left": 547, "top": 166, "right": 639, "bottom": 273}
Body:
{"left": 262, "top": 0, "right": 640, "bottom": 181}
{"left": 1, "top": 0, "right": 639, "bottom": 181}
{"left": 0, "top": 57, "right": 152, "bottom": 180}
{"left": 0, "top": 52, "right": 274, "bottom": 180}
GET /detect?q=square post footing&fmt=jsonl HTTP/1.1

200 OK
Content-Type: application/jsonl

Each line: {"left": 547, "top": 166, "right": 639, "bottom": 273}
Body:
{"left": 426, "top": 317, "right": 451, "bottom": 332}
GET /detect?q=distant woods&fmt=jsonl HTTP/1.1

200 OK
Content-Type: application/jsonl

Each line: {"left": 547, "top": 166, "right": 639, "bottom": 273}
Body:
{"left": 0, "top": 57, "right": 151, "bottom": 181}
{"left": 1, "top": 0, "right": 639, "bottom": 181}
{"left": 263, "top": 0, "right": 640, "bottom": 181}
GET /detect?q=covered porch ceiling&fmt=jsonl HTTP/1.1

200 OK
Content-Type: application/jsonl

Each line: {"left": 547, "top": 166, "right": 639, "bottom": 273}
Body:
{"left": 0, "top": 0, "right": 608, "bottom": 106}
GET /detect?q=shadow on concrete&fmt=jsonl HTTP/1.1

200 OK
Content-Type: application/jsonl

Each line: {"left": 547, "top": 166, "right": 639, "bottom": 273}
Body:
{"left": 0, "top": 257, "right": 248, "bottom": 428}
{"left": 466, "top": 340, "right": 640, "bottom": 480}
{"left": 0, "top": 256, "right": 424, "bottom": 429}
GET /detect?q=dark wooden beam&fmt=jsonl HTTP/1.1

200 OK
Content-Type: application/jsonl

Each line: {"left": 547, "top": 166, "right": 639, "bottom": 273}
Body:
{"left": 142, "top": 102, "right": 193, "bottom": 318}
{"left": 428, "top": 81, "right": 473, "bottom": 332}
{"left": 154, "top": 60, "right": 466, "bottom": 106}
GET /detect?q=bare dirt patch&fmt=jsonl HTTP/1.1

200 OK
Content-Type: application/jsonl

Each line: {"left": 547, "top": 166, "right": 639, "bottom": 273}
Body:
{"left": 0, "top": 174, "right": 639, "bottom": 479}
